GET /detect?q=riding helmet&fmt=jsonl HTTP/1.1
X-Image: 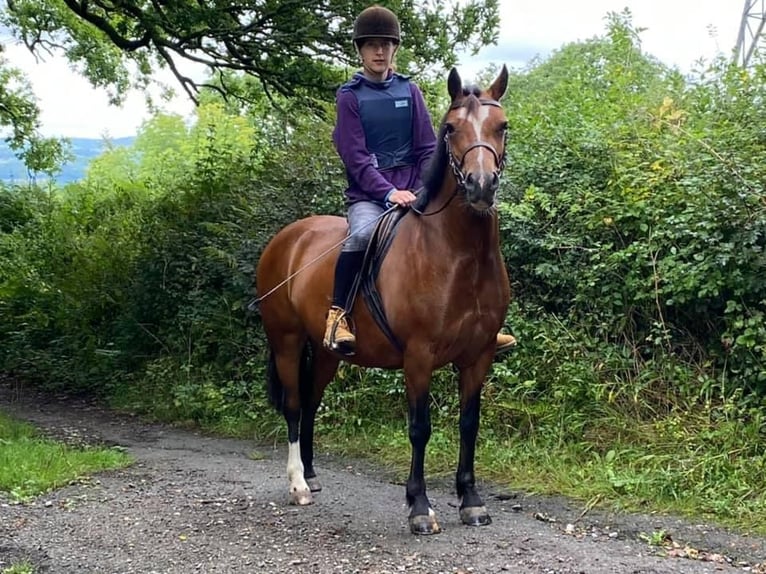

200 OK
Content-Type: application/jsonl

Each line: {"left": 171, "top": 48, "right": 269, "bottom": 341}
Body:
{"left": 353, "top": 5, "right": 401, "bottom": 46}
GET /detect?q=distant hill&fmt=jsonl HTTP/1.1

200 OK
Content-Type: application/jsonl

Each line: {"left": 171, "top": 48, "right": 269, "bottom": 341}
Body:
{"left": 0, "top": 136, "right": 136, "bottom": 184}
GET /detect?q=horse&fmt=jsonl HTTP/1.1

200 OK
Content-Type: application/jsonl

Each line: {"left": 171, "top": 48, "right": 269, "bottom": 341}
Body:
{"left": 255, "top": 65, "right": 511, "bottom": 535}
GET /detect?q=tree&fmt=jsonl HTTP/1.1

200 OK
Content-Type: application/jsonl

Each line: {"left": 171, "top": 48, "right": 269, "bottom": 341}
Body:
{"left": 2, "top": 0, "right": 500, "bottom": 107}
{"left": 0, "top": 44, "right": 69, "bottom": 175}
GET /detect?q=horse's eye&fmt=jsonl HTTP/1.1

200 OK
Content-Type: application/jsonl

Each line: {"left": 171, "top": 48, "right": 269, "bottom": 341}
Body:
{"left": 497, "top": 122, "right": 508, "bottom": 134}
{"left": 445, "top": 123, "right": 456, "bottom": 135}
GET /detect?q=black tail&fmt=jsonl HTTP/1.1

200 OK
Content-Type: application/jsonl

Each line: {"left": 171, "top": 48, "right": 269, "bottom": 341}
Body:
{"left": 266, "top": 343, "right": 314, "bottom": 414}
{"left": 266, "top": 349, "right": 284, "bottom": 412}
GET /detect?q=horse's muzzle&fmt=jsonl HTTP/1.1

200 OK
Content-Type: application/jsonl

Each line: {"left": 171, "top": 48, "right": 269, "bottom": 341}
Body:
{"left": 464, "top": 171, "right": 499, "bottom": 211}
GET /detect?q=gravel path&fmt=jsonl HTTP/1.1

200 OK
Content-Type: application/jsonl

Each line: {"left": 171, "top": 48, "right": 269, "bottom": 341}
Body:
{"left": 1, "top": 382, "right": 765, "bottom": 574}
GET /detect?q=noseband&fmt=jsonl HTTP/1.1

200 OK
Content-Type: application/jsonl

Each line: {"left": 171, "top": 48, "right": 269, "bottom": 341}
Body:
{"left": 445, "top": 98, "right": 508, "bottom": 190}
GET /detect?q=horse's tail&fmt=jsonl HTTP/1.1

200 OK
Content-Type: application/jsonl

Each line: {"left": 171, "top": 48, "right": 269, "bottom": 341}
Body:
{"left": 266, "top": 349, "right": 283, "bottom": 412}
{"left": 266, "top": 343, "right": 314, "bottom": 414}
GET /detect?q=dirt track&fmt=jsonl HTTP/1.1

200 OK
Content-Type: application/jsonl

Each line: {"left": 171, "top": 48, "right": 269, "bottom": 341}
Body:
{"left": 1, "top": 382, "right": 765, "bottom": 574}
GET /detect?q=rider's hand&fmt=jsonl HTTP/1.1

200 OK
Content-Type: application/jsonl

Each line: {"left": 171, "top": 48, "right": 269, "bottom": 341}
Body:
{"left": 388, "top": 189, "right": 417, "bottom": 207}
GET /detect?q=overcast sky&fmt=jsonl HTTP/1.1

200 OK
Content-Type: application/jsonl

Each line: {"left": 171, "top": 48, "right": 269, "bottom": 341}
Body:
{"left": 3, "top": 0, "right": 746, "bottom": 139}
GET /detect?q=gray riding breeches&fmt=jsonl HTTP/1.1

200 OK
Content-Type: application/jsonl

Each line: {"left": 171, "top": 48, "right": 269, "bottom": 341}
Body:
{"left": 342, "top": 200, "right": 386, "bottom": 252}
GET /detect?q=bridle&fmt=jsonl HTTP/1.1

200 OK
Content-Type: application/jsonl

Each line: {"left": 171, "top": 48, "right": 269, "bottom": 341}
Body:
{"left": 411, "top": 97, "right": 508, "bottom": 218}
{"left": 444, "top": 98, "right": 508, "bottom": 191}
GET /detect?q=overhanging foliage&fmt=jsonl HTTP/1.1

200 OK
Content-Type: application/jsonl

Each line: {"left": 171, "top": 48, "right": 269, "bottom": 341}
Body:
{"left": 2, "top": 0, "right": 499, "bottom": 105}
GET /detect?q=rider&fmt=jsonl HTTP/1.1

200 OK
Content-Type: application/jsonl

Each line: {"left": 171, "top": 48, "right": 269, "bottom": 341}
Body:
{"left": 324, "top": 4, "right": 517, "bottom": 357}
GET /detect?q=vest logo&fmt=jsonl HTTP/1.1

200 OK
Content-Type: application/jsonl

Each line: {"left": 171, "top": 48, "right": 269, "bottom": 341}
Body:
{"left": 394, "top": 99, "right": 409, "bottom": 108}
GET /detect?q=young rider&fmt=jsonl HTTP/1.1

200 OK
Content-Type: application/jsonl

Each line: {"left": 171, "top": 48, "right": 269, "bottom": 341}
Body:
{"left": 324, "top": 4, "right": 517, "bottom": 357}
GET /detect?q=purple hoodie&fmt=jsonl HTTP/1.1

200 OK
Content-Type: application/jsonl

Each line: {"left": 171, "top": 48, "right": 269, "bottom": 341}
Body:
{"left": 333, "top": 71, "right": 437, "bottom": 204}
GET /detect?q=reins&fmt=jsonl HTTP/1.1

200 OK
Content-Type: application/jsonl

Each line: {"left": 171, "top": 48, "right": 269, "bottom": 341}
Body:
{"left": 249, "top": 193, "right": 455, "bottom": 310}
{"left": 411, "top": 189, "right": 457, "bottom": 217}
{"left": 248, "top": 204, "right": 398, "bottom": 309}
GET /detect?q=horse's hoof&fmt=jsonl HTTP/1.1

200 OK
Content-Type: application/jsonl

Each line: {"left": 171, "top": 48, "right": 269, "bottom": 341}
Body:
{"left": 289, "top": 488, "right": 313, "bottom": 506}
{"left": 306, "top": 476, "right": 322, "bottom": 493}
{"left": 409, "top": 514, "right": 442, "bottom": 535}
{"left": 460, "top": 506, "right": 492, "bottom": 526}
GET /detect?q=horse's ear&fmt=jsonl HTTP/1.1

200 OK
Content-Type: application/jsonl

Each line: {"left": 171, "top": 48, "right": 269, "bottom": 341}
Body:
{"left": 447, "top": 67, "right": 462, "bottom": 101}
{"left": 488, "top": 64, "right": 509, "bottom": 101}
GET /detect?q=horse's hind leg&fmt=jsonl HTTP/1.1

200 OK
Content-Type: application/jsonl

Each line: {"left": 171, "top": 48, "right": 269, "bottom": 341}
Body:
{"left": 272, "top": 336, "right": 314, "bottom": 506}
{"left": 300, "top": 345, "right": 340, "bottom": 493}
{"left": 455, "top": 355, "right": 494, "bottom": 526}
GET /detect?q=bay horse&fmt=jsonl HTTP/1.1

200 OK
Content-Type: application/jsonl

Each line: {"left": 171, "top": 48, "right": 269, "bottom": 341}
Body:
{"left": 256, "top": 65, "right": 511, "bottom": 535}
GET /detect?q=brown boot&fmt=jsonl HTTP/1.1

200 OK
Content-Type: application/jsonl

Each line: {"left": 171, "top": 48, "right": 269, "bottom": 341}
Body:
{"left": 495, "top": 332, "right": 517, "bottom": 355}
{"left": 323, "top": 306, "right": 356, "bottom": 356}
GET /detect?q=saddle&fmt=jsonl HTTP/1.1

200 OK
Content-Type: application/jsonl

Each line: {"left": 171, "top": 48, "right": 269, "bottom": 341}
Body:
{"left": 344, "top": 207, "right": 409, "bottom": 353}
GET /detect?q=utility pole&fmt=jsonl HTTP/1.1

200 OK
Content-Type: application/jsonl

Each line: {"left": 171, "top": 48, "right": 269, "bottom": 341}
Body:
{"left": 735, "top": 0, "right": 766, "bottom": 66}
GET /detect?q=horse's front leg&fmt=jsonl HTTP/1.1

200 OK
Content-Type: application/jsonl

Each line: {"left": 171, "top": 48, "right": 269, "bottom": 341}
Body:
{"left": 285, "top": 405, "right": 313, "bottom": 505}
{"left": 404, "top": 360, "right": 441, "bottom": 535}
{"left": 456, "top": 353, "right": 495, "bottom": 526}
{"left": 298, "top": 406, "right": 320, "bottom": 492}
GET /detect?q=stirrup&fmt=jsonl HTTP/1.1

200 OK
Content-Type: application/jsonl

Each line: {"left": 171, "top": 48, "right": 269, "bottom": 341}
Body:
{"left": 325, "top": 308, "right": 356, "bottom": 356}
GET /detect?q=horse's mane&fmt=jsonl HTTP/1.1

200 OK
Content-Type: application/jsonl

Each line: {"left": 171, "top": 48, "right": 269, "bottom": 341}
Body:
{"left": 413, "top": 84, "right": 483, "bottom": 213}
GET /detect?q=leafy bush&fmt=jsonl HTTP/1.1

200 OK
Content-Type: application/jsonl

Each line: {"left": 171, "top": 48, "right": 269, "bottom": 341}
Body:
{"left": 0, "top": 99, "right": 345, "bottom": 410}
{"left": 500, "top": 12, "right": 766, "bottom": 402}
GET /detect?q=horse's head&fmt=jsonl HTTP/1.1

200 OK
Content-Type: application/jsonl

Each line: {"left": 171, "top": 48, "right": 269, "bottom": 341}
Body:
{"left": 443, "top": 65, "right": 509, "bottom": 212}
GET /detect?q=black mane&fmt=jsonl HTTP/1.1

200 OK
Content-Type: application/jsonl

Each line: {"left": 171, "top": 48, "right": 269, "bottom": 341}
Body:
{"left": 413, "top": 119, "right": 449, "bottom": 213}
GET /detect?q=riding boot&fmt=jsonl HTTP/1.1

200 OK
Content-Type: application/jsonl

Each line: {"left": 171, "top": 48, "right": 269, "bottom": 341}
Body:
{"left": 495, "top": 332, "right": 517, "bottom": 355}
{"left": 324, "top": 250, "right": 365, "bottom": 356}
{"left": 324, "top": 306, "right": 355, "bottom": 354}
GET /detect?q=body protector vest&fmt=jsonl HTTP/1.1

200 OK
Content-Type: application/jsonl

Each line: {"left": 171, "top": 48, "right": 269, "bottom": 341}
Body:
{"left": 344, "top": 73, "right": 414, "bottom": 171}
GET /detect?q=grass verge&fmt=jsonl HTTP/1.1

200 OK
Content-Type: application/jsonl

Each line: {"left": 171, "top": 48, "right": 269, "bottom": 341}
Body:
{"left": 0, "top": 411, "right": 133, "bottom": 502}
